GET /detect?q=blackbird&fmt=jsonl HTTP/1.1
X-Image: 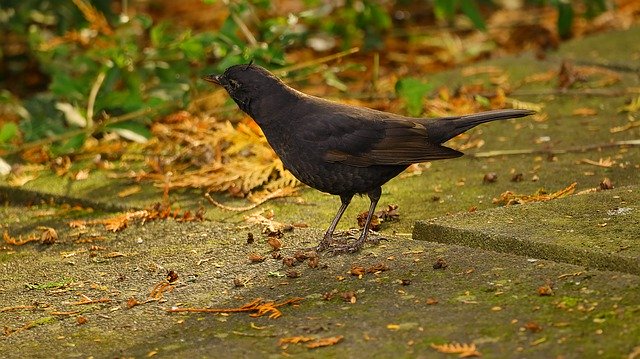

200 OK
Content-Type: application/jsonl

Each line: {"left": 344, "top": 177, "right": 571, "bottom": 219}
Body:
{"left": 205, "top": 64, "right": 534, "bottom": 253}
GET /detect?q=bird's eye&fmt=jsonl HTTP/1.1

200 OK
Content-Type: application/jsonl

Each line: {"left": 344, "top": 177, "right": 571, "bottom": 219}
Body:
{"left": 229, "top": 79, "right": 240, "bottom": 89}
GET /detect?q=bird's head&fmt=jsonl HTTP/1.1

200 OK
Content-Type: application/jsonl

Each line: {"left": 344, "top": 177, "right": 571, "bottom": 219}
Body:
{"left": 204, "top": 64, "right": 283, "bottom": 114}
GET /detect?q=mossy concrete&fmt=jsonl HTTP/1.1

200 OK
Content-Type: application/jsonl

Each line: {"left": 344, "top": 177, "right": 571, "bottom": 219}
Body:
{"left": 1, "top": 215, "right": 639, "bottom": 358}
{"left": 414, "top": 185, "right": 639, "bottom": 274}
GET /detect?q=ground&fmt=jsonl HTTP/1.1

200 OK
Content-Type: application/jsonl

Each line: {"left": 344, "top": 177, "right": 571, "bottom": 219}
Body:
{"left": 1, "top": 27, "right": 639, "bottom": 358}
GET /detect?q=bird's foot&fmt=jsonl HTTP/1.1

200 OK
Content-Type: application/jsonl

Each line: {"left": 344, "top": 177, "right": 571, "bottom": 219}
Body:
{"left": 323, "top": 231, "right": 387, "bottom": 255}
{"left": 315, "top": 229, "right": 360, "bottom": 252}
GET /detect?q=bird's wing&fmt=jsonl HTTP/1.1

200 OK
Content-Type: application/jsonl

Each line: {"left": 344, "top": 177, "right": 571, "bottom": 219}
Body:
{"left": 300, "top": 111, "right": 463, "bottom": 167}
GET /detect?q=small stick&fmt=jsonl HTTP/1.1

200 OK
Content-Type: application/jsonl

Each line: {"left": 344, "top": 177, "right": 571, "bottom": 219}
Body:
{"left": 471, "top": 139, "right": 640, "bottom": 158}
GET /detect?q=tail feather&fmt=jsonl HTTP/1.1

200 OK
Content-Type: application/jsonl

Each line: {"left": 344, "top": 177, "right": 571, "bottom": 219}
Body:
{"left": 423, "top": 109, "right": 535, "bottom": 144}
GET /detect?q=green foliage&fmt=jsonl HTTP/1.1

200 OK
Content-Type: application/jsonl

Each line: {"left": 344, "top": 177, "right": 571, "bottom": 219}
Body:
{"left": 434, "top": 0, "right": 487, "bottom": 31}
{"left": 0, "top": 0, "right": 615, "bottom": 162}
{"left": 555, "top": 0, "right": 575, "bottom": 39}
{"left": 0, "top": 1, "right": 293, "bottom": 157}
{"left": 434, "top": 0, "right": 611, "bottom": 34}
{"left": 395, "top": 77, "right": 434, "bottom": 117}
{"left": 0, "top": 123, "right": 18, "bottom": 144}
{"left": 300, "top": 0, "right": 392, "bottom": 50}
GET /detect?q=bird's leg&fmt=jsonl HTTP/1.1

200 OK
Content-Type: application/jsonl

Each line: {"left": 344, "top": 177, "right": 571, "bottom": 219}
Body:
{"left": 316, "top": 194, "right": 353, "bottom": 252}
{"left": 330, "top": 187, "right": 382, "bottom": 254}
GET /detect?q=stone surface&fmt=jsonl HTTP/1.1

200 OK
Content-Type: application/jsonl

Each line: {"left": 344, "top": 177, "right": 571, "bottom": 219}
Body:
{"left": 414, "top": 186, "right": 639, "bottom": 274}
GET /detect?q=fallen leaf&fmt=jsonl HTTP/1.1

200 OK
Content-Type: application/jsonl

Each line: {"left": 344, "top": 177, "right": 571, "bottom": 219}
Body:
{"left": 167, "top": 297, "right": 303, "bottom": 319}
{"left": 387, "top": 324, "right": 400, "bottom": 331}
{"left": 430, "top": 342, "right": 482, "bottom": 357}
{"left": 118, "top": 185, "right": 142, "bottom": 198}
{"left": 572, "top": 107, "right": 598, "bottom": 116}
{"left": 278, "top": 336, "right": 315, "bottom": 346}
{"left": 524, "top": 322, "right": 543, "bottom": 333}
{"left": 537, "top": 284, "right": 554, "bottom": 296}
{"left": 350, "top": 266, "right": 366, "bottom": 276}
{"left": 248, "top": 253, "right": 266, "bottom": 263}
{"left": 580, "top": 157, "right": 614, "bottom": 168}
{"left": 493, "top": 182, "right": 576, "bottom": 206}
{"left": 306, "top": 335, "right": 344, "bottom": 349}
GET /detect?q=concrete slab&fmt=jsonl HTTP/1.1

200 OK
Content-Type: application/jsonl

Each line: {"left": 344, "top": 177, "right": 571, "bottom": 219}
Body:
{"left": 414, "top": 186, "right": 639, "bottom": 274}
{"left": 1, "top": 216, "right": 639, "bottom": 358}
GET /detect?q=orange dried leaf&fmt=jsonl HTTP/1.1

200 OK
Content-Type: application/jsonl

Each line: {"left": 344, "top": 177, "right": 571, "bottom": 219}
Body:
{"left": 278, "top": 336, "right": 315, "bottom": 346}
{"left": 68, "top": 220, "right": 87, "bottom": 229}
{"left": 430, "top": 342, "right": 481, "bottom": 357}
{"left": 572, "top": 108, "right": 598, "bottom": 116}
{"left": 117, "top": 185, "right": 142, "bottom": 198}
{"left": 167, "top": 297, "right": 303, "bottom": 319}
{"left": 306, "top": 335, "right": 344, "bottom": 349}
{"left": 39, "top": 227, "right": 58, "bottom": 244}
{"left": 350, "top": 266, "right": 366, "bottom": 276}
{"left": 580, "top": 158, "right": 614, "bottom": 168}
{"left": 537, "top": 284, "right": 554, "bottom": 296}
{"left": 249, "top": 253, "right": 266, "bottom": 263}
{"left": 493, "top": 182, "right": 576, "bottom": 206}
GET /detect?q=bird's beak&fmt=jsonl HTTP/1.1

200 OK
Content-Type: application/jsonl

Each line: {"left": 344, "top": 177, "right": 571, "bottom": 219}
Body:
{"left": 203, "top": 74, "right": 221, "bottom": 85}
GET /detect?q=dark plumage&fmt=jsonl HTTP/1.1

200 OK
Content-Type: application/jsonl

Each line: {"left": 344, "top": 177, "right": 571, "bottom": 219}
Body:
{"left": 205, "top": 64, "right": 534, "bottom": 253}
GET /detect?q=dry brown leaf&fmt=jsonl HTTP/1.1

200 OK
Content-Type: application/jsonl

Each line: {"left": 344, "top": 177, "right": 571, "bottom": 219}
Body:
{"left": 350, "top": 266, "right": 366, "bottom": 276}
{"left": 244, "top": 212, "right": 292, "bottom": 236}
{"left": 117, "top": 185, "right": 142, "bottom": 198}
{"left": 580, "top": 158, "right": 615, "bottom": 168}
{"left": 572, "top": 107, "right": 598, "bottom": 116}
{"left": 610, "top": 120, "right": 640, "bottom": 133}
{"left": 367, "top": 262, "right": 390, "bottom": 273}
{"left": 493, "top": 182, "right": 576, "bottom": 206}
{"left": 39, "top": 227, "right": 58, "bottom": 244}
{"left": 523, "top": 70, "right": 556, "bottom": 84}
{"left": 3, "top": 231, "right": 39, "bottom": 246}
{"left": 537, "top": 284, "right": 554, "bottom": 296}
{"left": 248, "top": 253, "right": 266, "bottom": 263}
{"left": 167, "top": 297, "right": 303, "bottom": 319}
{"left": 430, "top": 342, "right": 481, "bottom": 357}
{"left": 7, "top": 173, "right": 37, "bottom": 187}
{"left": 278, "top": 336, "right": 315, "bottom": 346}
{"left": 306, "top": 335, "right": 344, "bottom": 349}
{"left": 141, "top": 116, "right": 299, "bottom": 198}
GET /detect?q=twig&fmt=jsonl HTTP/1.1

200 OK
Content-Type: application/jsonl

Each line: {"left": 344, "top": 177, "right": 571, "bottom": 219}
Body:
{"left": 512, "top": 88, "right": 640, "bottom": 97}
{"left": 276, "top": 47, "right": 360, "bottom": 75}
{"left": 50, "top": 311, "right": 81, "bottom": 316}
{"left": 232, "top": 331, "right": 277, "bottom": 338}
{"left": 67, "top": 295, "right": 111, "bottom": 305}
{"left": 471, "top": 139, "right": 640, "bottom": 158}
{"left": 204, "top": 188, "right": 295, "bottom": 212}
{"left": 0, "top": 305, "right": 36, "bottom": 313}
{"left": 570, "top": 60, "right": 640, "bottom": 73}
{"left": 231, "top": 12, "right": 258, "bottom": 46}
{"left": 86, "top": 71, "right": 106, "bottom": 128}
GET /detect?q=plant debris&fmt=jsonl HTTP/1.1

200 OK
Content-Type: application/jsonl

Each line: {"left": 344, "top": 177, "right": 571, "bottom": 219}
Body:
{"left": 166, "top": 297, "right": 303, "bottom": 319}
{"left": 249, "top": 253, "right": 267, "bottom": 263}
{"left": 433, "top": 258, "right": 448, "bottom": 270}
{"left": 356, "top": 204, "right": 399, "bottom": 230}
{"left": 493, "top": 182, "right": 577, "bottom": 206}
{"left": 537, "top": 284, "right": 554, "bottom": 296}
{"left": 278, "top": 335, "right": 344, "bottom": 349}
{"left": 68, "top": 203, "right": 205, "bottom": 233}
{"left": 430, "top": 342, "right": 482, "bottom": 357}
{"left": 483, "top": 172, "right": 498, "bottom": 183}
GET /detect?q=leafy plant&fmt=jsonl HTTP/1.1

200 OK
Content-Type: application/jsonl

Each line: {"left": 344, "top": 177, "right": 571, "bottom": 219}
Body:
{"left": 396, "top": 77, "right": 433, "bottom": 117}
{"left": 434, "top": 0, "right": 488, "bottom": 31}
